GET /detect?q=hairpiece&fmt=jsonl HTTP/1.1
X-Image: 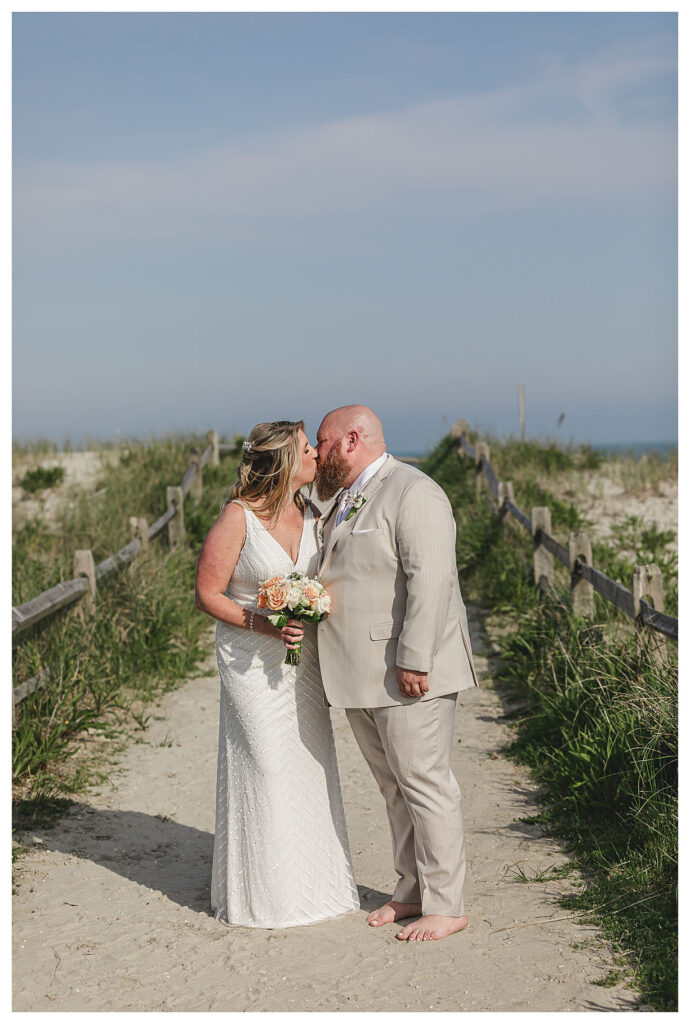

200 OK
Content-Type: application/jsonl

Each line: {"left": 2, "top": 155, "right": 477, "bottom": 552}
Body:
{"left": 242, "top": 440, "right": 253, "bottom": 453}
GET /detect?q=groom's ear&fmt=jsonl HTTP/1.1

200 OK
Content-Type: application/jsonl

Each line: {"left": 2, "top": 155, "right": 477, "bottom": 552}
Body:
{"left": 346, "top": 431, "right": 358, "bottom": 452}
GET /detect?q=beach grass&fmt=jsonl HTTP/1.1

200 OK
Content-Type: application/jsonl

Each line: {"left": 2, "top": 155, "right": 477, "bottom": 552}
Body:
{"left": 12, "top": 435, "right": 240, "bottom": 807}
{"left": 423, "top": 433, "right": 677, "bottom": 1011}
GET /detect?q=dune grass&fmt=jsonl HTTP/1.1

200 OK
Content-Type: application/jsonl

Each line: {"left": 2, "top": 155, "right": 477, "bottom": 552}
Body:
{"left": 12, "top": 435, "right": 240, "bottom": 811}
{"left": 423, "top": 434, "right": 677, "bottom": 1011}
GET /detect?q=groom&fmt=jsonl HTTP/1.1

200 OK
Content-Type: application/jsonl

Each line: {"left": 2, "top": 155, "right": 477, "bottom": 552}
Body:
{"left": 314, "top": 405, "right": 478, "bottom": 942}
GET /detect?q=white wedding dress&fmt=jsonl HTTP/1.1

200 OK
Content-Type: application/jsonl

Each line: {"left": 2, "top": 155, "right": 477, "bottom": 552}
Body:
{"left": 211, "top": 502, "right": 360, "bottom": 928}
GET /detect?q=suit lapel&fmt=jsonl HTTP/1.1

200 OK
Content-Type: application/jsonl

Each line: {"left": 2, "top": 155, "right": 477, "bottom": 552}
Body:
{"left": 316, "top": 495, "right": 340, "bottom": 568}
{"left": 320, "top": 456, "right": 397, "bottom": 573}
{"left": 317, "top": 495, "right": 339, "bottom": 547}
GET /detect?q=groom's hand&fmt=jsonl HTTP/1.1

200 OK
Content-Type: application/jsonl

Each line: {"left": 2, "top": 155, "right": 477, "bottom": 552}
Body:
{"left": 397, "top": 668, "right": 429, "bottom": 698}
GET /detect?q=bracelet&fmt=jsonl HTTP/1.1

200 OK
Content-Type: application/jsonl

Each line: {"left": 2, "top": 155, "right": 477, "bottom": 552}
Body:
{"left": 248, "top": 611, "right": 255, "bottom": 632}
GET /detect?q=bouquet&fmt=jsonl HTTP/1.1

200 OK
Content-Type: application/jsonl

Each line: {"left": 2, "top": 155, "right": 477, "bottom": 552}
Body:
{"left": 257, "top": 571, "right": 332, "bottom": 666}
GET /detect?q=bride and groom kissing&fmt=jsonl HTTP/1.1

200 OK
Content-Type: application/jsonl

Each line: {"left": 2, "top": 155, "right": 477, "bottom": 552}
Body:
{"left": 195, "top": 405, "right": 478, "bottom": 942}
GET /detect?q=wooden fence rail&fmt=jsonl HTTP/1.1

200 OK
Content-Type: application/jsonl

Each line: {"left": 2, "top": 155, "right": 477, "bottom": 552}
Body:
{"left": 454, "top": 425, "right": 678, "bottom": 645}
{"left": 12, "top": 432, "right": 237, "bottom": 712}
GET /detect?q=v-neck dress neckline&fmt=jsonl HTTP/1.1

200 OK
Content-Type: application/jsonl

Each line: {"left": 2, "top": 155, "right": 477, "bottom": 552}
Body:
{"left": 247, "top": 505, "right": 310, "bottom": 569}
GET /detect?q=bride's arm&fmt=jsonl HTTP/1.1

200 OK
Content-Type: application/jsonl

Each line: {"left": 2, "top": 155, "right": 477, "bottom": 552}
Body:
{"left": 195, "top": 503, "right": 295, "bottom": 643}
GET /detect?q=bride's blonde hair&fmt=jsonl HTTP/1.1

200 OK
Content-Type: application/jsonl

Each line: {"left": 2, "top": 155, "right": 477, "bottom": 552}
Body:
{"left": 223, "top": 420, "right": 306, "bottom": 520}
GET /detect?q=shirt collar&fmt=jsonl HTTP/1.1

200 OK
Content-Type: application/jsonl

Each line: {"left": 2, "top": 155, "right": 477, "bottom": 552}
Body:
{"left": 348, "top": 452, "right": 388, "bottom": 496}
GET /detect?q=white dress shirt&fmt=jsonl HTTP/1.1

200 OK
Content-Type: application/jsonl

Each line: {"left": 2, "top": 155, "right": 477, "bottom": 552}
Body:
{"left": 335, "top": 452, "right": 389, "bottom": 527}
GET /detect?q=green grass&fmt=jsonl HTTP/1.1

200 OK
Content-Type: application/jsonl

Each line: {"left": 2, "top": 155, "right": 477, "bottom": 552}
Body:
{"left": 20, "top": 465, "right": 66, "bottom": 493}
{"left": 12, "top": 435, "right": 240, "bottom": 809}
{"left": 423, "top": 434, "right": 678, "bottom": 1011}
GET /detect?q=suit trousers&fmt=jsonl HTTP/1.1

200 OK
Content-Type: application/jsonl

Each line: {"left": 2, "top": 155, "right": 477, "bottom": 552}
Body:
{"left": 346, "top": 693, "right": 466, "bottom": 917}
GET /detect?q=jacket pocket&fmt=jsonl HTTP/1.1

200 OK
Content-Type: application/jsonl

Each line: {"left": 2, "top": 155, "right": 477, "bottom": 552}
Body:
{"left": 369, "top": 620, "right": 404, "bottom": 641}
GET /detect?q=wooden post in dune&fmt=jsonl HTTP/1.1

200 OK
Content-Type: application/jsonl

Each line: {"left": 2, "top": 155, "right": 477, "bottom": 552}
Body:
{"left": 190, "top": 452, "right": 203, "bottom": 507}
{"left": 166, "top": 487, "right": 185, "bottom": 549}
{"left": 569, "top": 532, "right": 593, "bottom": 618}
{"left": 518, "top": 385, "right": 525, "bottom": 442}
{"left": 633, "top": 564, "right": 666, "bottom": 663}
{"left": 498, "top": 480, "right": 515, "bottom": 511}
{"left": 207, "top": 430, "right": 220, "bottom": 467}
{"left": 73, "top": 549, "right": 96, "bottom": 615}
{"left": 451, "top": 419, "right": 468, "bottom": 456}
{"left": 129, "top": 516, "right": 149, "bottom": 552}
{"left": 129, "top": 517, "right": 149, "bottom": 573}
{"left": 532, "top": 507, "right": 553, "bottom": 590}
{"left": 475, "top": 442, "right": 490, "bottom": 497}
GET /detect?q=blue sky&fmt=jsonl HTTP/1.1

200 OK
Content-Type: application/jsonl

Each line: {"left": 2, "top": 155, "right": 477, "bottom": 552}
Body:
{"left": 12, "top": 12, "right": 677, "bottom": 452}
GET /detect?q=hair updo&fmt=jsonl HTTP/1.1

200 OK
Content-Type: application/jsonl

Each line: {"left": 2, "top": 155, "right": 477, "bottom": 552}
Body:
{"left": 222, "top": 420, "right": 306, "bottom": 520}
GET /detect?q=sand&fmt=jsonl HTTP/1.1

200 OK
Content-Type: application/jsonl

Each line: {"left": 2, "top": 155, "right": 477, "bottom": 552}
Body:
{"left": 542, "top": 461, "right": 677, "bottom": 553}
{"left": 14, "top": 450, "right": 671, "bottom": 1010}
{"left": 12, "top": 606, "right": 643, "bottom": 1012}
{"left": 12, "top": 450, "right": 122, "bottom": 530}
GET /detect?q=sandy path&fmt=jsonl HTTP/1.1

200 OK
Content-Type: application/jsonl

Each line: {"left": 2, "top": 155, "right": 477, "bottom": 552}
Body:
{"left": 12, "top": 609, "right": 642, "bottom": 1012}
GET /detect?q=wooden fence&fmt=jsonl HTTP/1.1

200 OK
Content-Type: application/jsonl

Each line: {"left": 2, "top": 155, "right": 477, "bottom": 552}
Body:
{"left": 450, "top": 420, "right": 678, "bottom": 656}
{"left": 12, "top": 431, "right": 237, "bottom": 710}
{"left": 13, "top": 423, "right": 677, "bottom": 712}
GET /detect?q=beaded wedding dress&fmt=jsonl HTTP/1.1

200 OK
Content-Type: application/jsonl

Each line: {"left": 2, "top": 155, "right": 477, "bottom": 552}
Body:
{"left": 211, "top": 502, "right": 360, "bottom": 928}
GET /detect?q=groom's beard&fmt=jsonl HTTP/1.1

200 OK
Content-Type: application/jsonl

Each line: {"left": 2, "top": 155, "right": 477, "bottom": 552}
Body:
{"left": 315, "top": 447, "right": 350, "bottom": 501}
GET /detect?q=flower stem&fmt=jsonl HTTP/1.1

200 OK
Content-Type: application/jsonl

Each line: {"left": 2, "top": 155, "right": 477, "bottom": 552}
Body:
{"left": 285, "top": 643, "right": 302, "bottom": 667}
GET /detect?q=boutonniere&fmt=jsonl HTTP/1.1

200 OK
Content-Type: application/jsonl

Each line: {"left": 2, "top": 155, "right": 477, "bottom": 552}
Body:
{"left": 345, "top": 492, "right": 366, "bottom": 521}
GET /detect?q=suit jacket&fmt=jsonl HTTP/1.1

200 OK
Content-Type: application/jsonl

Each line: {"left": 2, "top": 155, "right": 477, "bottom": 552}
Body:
{"left": 316, "top": 455, "right": 479, "bottom": 709}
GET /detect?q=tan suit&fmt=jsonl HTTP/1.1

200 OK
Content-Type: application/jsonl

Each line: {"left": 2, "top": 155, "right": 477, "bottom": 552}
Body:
{"left": 317, "top": 455, "right": 478, "bottom": 708}
{"left": 317, "top": 455, "right": 478, "bottom": 917}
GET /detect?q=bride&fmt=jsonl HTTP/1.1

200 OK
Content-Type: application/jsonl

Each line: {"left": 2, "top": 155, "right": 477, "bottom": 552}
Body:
{"left": 195, "top": 420, "right": 359, "bottom": 928}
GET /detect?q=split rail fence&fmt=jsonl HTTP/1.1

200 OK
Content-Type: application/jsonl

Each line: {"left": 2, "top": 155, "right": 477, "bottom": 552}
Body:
{"left": 12, "top": 431, "right": 237, "bottom": 714}
{"left": 13, "top": 423, "right": 678, "bottom": 716}
{"left": 450, "top": 420, "right": 678, "bottom": 658}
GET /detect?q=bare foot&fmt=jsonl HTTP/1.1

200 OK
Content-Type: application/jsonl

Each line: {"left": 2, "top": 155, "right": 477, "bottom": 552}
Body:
{"left": 396, "top": 914, "right": 468, "bottom": 941}
{"left": 366, "top": 900, "right": 422, "bottom": 928}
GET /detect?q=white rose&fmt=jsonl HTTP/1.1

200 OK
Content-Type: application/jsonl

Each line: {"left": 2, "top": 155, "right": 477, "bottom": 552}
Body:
{"left": 286, "top": 582, "right": 303, "bottom": 610}
{"left": 316, "top": 591, "right": 331, "bottom": 615}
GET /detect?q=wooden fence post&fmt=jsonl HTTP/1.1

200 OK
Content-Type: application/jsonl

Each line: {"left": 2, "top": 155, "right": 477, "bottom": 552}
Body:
{"left": 475, "top": 442, "right": 490, "bottom": 496}
{"left": 74, "top": 549, "right": 96, "bottom": 615}
{"left": 166, "top": 487, "right": 185, "bottom": 549}
{"left": 633, "top": 564, "right": 666, "bottom": 663}
{"left": 129, "top": 516, "right": 149, "bottom": 553}
{"left": 498, "top": 481, "right": 515, "bottom": 509}
{"left": 532, "top": 507, "right": 553, "bottom": 590}
{"left": 569, "top": 532, "right": 593, "bottom": 618}
{"left": 451, "top": 419, "right": 468, "bottom": 456}
{"left": 207, "top": 430, "right": 220, "bottom": 467}
{"left": 190, "top": 452, "right": 203, "bottom": 506}
{"left": 129, "top": 517, "right": 149, "bottom": 574}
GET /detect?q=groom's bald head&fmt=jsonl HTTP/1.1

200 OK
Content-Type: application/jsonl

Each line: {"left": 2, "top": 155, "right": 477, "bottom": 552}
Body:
{"left": 322, "top": 405, "right": 385, "bottom": 447}
{"left": 315, "top": 405, "right": 387, "bottom": 498}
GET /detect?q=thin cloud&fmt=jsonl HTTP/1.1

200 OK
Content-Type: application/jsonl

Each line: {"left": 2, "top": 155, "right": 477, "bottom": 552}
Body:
{"left": 14, "top": 46, "right": 676, "bottom": 251}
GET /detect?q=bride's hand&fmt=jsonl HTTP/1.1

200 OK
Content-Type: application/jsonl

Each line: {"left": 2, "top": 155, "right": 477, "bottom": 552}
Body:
{"left": 281, "top": 619, "right": 304, "bottom": 651}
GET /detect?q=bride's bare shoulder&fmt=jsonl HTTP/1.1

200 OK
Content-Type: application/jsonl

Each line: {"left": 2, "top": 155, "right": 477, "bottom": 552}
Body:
{"left": 216, "top": 499, "right": 248, "bottom": 530}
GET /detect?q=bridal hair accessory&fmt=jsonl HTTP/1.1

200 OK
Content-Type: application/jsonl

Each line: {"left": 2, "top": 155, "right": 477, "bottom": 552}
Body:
{"left": 242, "top": 440, "right": 253, "bottom": 454}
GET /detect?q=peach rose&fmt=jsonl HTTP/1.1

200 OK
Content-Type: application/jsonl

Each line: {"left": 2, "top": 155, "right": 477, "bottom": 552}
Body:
{"left": 257, "top": 592, "right": 267, "bottom": 609}
{"left": 265, "top": 583, "right": 290, "bottom": 611}
{"left": 303, "top": 584, "right": 320, "bottom": 607}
